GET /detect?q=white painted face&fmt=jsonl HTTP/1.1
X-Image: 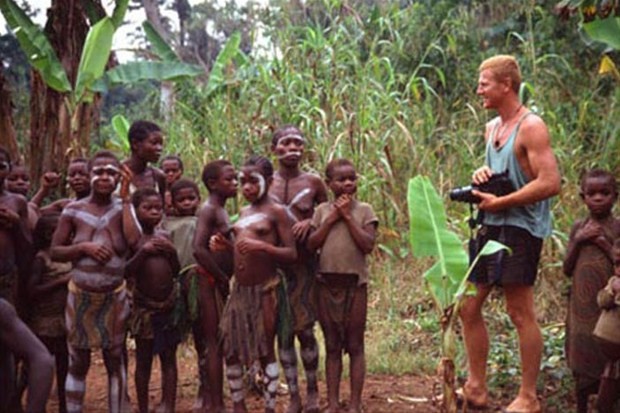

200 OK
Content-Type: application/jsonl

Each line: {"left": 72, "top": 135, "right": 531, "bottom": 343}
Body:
{"left": 251, "top": 171, "right": 266, "bottom": 199}
{"left": 90, "top": 164, "right": 120, "bottom": 185}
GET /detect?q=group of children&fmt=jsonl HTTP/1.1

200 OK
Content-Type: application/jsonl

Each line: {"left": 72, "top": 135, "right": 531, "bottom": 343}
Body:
{"left": 564, "top": 169, "right": 620, "bottom": 413}
{"left": 0, "top": 120, "right": 378, "bottom": 413}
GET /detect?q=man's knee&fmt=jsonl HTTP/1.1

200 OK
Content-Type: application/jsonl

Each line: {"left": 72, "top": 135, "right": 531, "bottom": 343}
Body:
{"left": 345, "top": 338, "right": 364, "bottom": 356}
{"left": 506, "top": 303, "right": 537, "bottom": 330}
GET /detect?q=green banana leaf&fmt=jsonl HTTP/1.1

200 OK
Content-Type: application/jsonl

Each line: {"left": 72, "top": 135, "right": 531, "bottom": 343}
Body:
{"left": 111, "top": 114, "right": 130, "bottom": 151}
{"left": 100, "top": 61, "right": 203, "bottom": 86}
{"left": 0, "top": 0, "right": 71, "bottom": 92}
{"left": 408, "top": 175, "right": 469, "bottom": 310}
{"left": 142, "top": 21, "right": 178, "bottom": 62}
{"left": 407, "top": 176, "right": 509, "bottom": 310}
{"left": 205, "top": 31, "right": 242, "bottom": 96}
{"left": 110, "top": 0, "right": 129, "bottom": 29}
{"left": 582, "top": 16, "right": 620, "bottom": 50}
{"left": 74, "top": 17, "right": 115, "bottom": 103}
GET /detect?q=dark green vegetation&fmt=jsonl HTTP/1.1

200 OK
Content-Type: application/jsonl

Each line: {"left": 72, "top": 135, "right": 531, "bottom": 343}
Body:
{"left": 2, "top": 0, "right": 619, "bottom": 411}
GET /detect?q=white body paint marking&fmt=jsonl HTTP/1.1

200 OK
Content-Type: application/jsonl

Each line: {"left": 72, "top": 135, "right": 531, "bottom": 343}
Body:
{"left": 235, "top": 213, "right": 268, "bottom": 229}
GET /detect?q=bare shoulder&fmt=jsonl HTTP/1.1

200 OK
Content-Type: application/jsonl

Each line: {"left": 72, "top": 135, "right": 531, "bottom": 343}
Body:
{"left": 151, "top": 166, "right": 166, "bottom": 179}
{"left": 63, "top": 198, "right": 89, "bottom": 212}
{"left": 519, "top": 114, "right": 550, "bottom": 141}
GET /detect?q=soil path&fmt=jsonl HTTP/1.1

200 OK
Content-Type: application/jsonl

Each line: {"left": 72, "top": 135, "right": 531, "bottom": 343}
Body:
{"left": 44, "top": 345, "right": 447, "bottom": 413}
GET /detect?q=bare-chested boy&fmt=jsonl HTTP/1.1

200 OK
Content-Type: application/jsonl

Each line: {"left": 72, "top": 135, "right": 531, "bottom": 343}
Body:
{"left": 0, "top": 147, "right": 34, "bottom": 410}
{"left": 192, "top": 160, "right": 237, "bottom": 413}
{"left": 51, "top": 150, "right": 140, "bottom": 413}
{"left": 269, "top": 125, "right": 327, "bottom": 413}
{"left": 5, "top": 160, "right": 43, "bottom": 232}
{"left": 122, "top": 120, "right": 166, "bottom": 196}
{"left": 127, "top": 188, "right": 181, "bottom": 413}
{"left": 213, "top": 155, "right": 297, "bottom": 413}
{"left": 563, "top": 169, "right": 620, "bottom": 412}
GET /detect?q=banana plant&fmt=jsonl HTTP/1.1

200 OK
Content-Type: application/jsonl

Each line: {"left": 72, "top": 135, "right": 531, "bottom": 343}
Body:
{"left": 0, "top": 0, "right": 203, "bottom": 160}
{"left": 407, "top": 175, "right": 509, "bottom": 413}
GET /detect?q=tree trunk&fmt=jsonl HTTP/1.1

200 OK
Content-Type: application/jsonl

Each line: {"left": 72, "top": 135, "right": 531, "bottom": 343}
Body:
{"left": 29, "top": 0, "right": 91, "bottom": 181}
{"left": 0, "top": 69, "right": 19, "bottom": 161}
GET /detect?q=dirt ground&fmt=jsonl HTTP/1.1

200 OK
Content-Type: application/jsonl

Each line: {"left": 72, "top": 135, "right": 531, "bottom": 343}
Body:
{"left": 43, "top": 344, "right": 452, "bottom": 413}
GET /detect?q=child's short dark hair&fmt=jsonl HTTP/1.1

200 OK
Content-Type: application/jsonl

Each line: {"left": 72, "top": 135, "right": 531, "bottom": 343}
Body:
{"left": 88, "top": 150, "right": 120, "bottom": 171}
{"left": 244, "top": 155, "right": 273, "bottom": 179}
{"left": 271, "top": 125, "right": 304, "bottom": 147}
{"left": 128, "top": 120, "right": 161, "bottom": 144}
{"left": 170, "top": 178, "right": 199, "bottom": 200}
{"left": 131, "top": 187, "right": 161, "bottom": 209}
{"left": 580, "top": 168, "right": 617, "bottom": 194}
{"left": 33, "top": 213, "right": 60, "bottom": 251}
{"left": 160, "top": 154, "right": 184, "bottom": 171}
{"left": 202, "top": 160, "right": 232, "bottom": 191}
{"left": 325, "top": 158, "right": 354, "bottom": 180}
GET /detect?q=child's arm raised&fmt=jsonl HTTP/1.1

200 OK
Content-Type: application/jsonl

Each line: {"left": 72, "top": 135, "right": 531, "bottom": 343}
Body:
{"left": 337, "top": 195, "right": 377, "bottom": 254}
{"left": 30, "top": 172, "right": 60, "bottom": 207}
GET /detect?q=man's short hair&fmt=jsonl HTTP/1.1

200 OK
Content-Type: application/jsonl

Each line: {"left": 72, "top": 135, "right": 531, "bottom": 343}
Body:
{"left": 479, "top": 55, "right": 522, "bottom": 94}
{"left": 271, "top": 125, "right": 304, "bottom": 147}
{"left": 325, "top": 158, "right": 354, "bottom": 180}
{"left": 580, "top": 168, "right": 618, "bottom": 194}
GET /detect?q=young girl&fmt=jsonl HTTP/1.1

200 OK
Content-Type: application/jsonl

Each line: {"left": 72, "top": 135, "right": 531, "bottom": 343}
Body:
{"left": 213, "top": 155, "right": 296, "bottom": 413}
{"left": 593, "top": 239, "right": 620, "bottom": 413}
{"left": 307, "top": 158, "right": 378, "bottom": 413}
{"left": 563, "top": 169, "right": 619, "bottom": 412}
{"left": 28, "top": 213, "right": 71, "bottom": 413}
{"left": 160, "top": 154, "right": 184, "bottom": 216}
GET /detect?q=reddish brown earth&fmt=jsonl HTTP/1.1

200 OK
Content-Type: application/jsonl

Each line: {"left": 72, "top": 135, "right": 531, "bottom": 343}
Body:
{"left": 43, "top": 347, "right": 529, "bottom": 412}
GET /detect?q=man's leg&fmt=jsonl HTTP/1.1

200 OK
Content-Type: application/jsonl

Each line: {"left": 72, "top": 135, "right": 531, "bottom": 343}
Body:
{"left": 159, "top": 345, "right": 178, "bottom": 413}
{"left": 458, "top": 283, "right": 492, "bottom": 406}
{"left": 201, "top": 284, "right": 225, "bottom": 412}
{"left": 134, "top": 338, "right": 154, "bottom": 413}
{"left": 504, "top": 285, "right": 542, "bottom": 412}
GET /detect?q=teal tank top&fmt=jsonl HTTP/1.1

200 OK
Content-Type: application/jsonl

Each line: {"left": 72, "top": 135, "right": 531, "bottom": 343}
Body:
{"left": 482, "top": 112, "right": 552, "bottom": 238}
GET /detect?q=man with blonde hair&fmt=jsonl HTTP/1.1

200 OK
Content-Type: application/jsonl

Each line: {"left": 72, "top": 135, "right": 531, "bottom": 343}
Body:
{"left": 459, "top": 54, "right": 560, "bottom": 412}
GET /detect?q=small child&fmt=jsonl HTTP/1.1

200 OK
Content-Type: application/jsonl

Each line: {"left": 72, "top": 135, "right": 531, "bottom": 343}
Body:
{"left": 307, "top": 158, "right": 378, "bottom": 413}
{"left": 593, "top": 239, "right": 620, "bottom": 413}
{"left": 160, "top": 155, "right": 184, "bottom": 215}
{"left": 161, "top": 178, "right": 207, "bottom": 410}
{"left": 563, "top": 169, "right": 619, "bottom": 412}
{"left": 127, "top": 187, "right": 181, "bottom": 413}
{"left": 213, "top": 155, "right": 297, "bottom": 413}
{"left": 122, "top": 120, "right": 167, "bottom": 196}
{"left": 27, "top": 213, "right": 71, "bottom": 413}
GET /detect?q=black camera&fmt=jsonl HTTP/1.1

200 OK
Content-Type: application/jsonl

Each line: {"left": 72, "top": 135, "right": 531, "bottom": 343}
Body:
{"left": 449, "top": 170, "right": 515, "bottom": 204}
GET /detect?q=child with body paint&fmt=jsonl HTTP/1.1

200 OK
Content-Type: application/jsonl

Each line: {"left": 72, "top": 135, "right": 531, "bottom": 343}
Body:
{"left": 308, "top": 158, "right": 378, "bottom": 413}
{"left": 211, "top": 155, "right": 296, "bottom": 413}
{"left": 269, "top": 125, "right": 328, "bottom": 413}
{"left": 51, "top": 150, "right": 140, "bottom": 413}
